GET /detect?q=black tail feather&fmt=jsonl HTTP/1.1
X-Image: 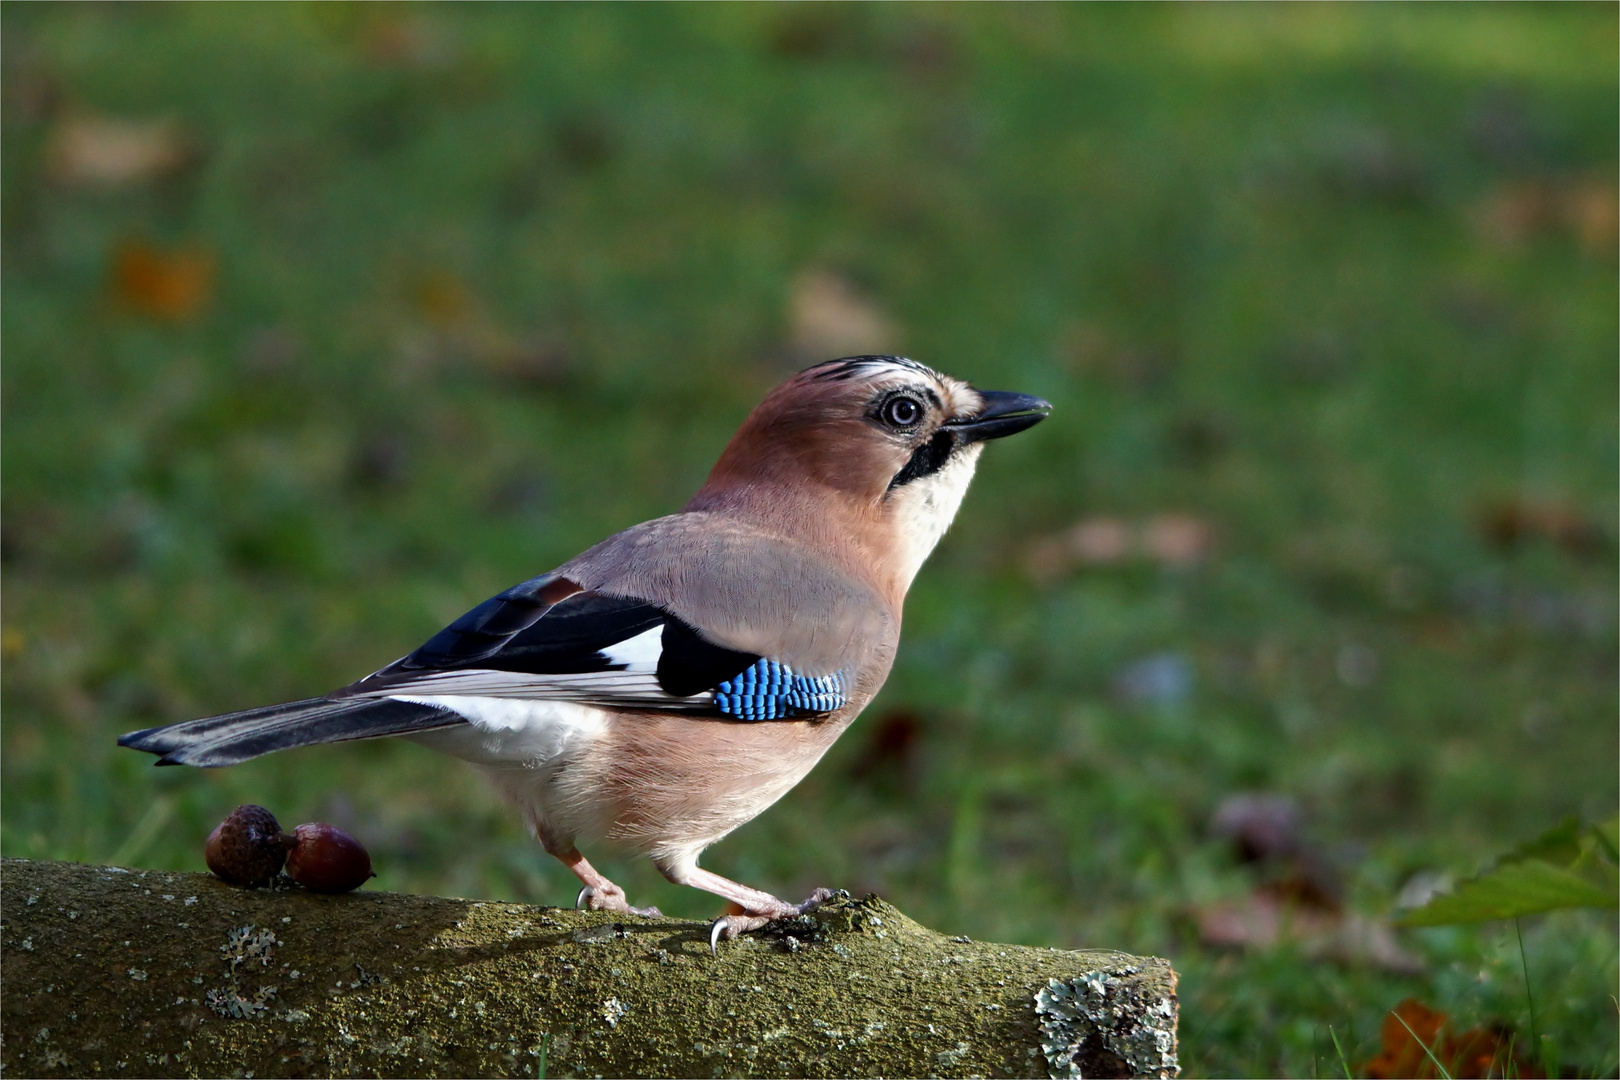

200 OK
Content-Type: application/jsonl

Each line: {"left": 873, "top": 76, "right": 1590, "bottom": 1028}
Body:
{"left": 117, "top": 696, "right": 464, "bottom": 768}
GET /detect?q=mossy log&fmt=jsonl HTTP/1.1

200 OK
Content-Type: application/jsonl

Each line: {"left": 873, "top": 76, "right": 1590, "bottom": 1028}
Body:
{"left": 1, "top": 858, "right": 1178, "bottom": 1078}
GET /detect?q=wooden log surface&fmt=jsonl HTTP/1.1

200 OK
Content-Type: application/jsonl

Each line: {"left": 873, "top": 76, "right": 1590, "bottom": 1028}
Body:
{"left": 1, "top": 858, "right": 1179, "bottom": 1078}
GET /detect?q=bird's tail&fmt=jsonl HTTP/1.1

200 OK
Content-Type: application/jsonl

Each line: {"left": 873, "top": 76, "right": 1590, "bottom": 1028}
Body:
{"left": 117, "top": 696, "right": 462, "bottom": 768}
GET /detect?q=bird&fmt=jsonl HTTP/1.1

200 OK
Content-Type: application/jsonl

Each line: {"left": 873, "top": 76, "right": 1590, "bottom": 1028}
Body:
{"left": 119, "top": 355, "right": 1050, "bottom": 947}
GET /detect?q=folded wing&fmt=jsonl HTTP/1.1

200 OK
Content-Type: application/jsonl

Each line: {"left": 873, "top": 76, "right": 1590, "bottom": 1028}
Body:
{"left": 119, "top": 572, "right": 847, "bottom": 768}
{"left": 340, "top": 580, "right": 765, "bottom": 710}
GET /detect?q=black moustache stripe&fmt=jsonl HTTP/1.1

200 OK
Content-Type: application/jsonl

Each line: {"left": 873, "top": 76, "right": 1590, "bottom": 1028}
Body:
{"left": 889, "top": 430, "right": 956, "bottom": 490}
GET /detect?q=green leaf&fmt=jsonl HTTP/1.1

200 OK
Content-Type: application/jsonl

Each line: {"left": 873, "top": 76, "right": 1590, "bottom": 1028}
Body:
{"left": 1399, "top": 859, "right": 1619, "bottom": 927}
{"left": 1593, "top": 818, "right": 1619, "bottom": 864}
{"left": 1497, "top": 817, "right": 1584, "bottom": 867}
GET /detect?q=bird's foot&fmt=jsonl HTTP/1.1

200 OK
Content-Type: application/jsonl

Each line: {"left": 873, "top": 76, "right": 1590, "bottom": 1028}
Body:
{"left": 708, "top": 887, "right": 845, "bottom": 953}
{"left": 575, "top": 884, "right": 662, "bottom": 918}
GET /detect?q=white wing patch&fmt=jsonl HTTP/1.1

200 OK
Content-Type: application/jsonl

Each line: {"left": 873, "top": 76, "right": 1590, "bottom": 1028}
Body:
{"left": 399, "top": 696, "right": 610, "bottom": 770}
{"left": 598, "top": 624, "right": 665, "bottom": 668}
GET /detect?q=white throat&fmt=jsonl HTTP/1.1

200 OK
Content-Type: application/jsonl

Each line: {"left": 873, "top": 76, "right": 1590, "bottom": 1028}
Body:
{"left": 885, "top": 443, "right": 983, "bottom": 591}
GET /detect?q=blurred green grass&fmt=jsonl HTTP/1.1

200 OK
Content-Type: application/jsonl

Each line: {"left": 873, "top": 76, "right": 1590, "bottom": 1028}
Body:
{"left": 2, "top": 5, "right": 1615, "bottom": 1076}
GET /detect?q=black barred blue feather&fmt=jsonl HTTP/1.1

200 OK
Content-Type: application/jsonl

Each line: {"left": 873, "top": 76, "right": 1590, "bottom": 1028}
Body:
{"left": 713, "top": 660, "right": 848, "bottom": 721}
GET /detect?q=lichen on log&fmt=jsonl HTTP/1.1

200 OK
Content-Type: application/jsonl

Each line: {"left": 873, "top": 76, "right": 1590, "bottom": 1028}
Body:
{"left": 1, "top": 858, "right": 1178, "bottom": 1078}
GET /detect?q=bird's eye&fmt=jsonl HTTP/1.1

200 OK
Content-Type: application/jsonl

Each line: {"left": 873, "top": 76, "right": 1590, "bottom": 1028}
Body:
{"left": 882, "top": 396, "right": 922, "bottom": 428}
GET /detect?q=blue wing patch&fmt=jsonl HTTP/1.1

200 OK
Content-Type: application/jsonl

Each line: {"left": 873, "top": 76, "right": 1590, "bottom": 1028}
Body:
{"left": 713, "top": 659, "right": 847, "bottom": 721}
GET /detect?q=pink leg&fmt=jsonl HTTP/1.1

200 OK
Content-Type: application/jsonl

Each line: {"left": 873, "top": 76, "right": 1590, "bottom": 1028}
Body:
{"left": 547, "top": 844, "right": 662, "bottom": 918}
{"left": 681, "top": 867, "right": 798, "bottom": 918}
{"left": 661, "top": 864, "right": 837, "bottom": 950}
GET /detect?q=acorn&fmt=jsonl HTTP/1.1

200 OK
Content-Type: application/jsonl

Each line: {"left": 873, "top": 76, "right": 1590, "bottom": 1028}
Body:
{"left": 205, "top": 804, "right": 295, "bottom": 887}
{"left": 285, "top": 822, "right": 374, "bottom": 893}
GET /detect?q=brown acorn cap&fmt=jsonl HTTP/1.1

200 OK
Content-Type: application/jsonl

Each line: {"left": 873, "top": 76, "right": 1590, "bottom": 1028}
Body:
{"left": 205, "top": 804, "right": 294, "bottom": 888}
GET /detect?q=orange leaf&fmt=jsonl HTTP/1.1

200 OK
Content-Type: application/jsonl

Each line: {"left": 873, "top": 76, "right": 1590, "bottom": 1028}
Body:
{"left": 1364, "top": 999, "right": 1447, "bottom": 1079}
{"left": 1363, "top": 999, "right": 1544, "bottom": 1079}
{"left": 111, "top": 240, "right": 214, "bottom": 323}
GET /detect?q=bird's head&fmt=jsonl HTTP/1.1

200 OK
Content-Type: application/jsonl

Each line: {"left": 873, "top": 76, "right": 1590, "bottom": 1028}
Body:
{"left": 691, "top": 355, "right": 1051, "bottom": 590}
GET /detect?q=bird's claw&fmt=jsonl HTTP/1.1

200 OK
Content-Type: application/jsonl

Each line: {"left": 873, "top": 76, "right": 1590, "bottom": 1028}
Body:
{"left": 708, "top": 911, "right": 775, "bottom": 953}
{"left": 797, "top": 887, "right": 843, "bottom": 911}
{"left": 575, "top": 885, "right": 660, "bottom": 917}
{"left": 708, "top": 888, "right": 845, "bottom": 954}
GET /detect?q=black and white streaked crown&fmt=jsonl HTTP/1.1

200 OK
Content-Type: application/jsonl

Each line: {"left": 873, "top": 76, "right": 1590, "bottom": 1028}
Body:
{"left": 803, "top": 355, "right": 945, "bottom": 384}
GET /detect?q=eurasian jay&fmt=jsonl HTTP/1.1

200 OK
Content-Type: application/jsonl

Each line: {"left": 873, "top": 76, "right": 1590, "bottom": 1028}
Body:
{"left": 120, "top": 355, "right": 1050, "bottom": 946}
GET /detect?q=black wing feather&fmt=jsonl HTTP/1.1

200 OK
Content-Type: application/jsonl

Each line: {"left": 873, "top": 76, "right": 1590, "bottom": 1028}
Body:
{"left": 656, "top": 617, "right": 760, "bottom": 697}
{"left": 352, "top": 584, "right": 759, "bottom": 700}
{"left": 453, "top": 593, "right": 666, "bottom": 675}
{"left": 406, "top": 573, "right": 577, "bottom": 667}
{"left": 118, "top": 696, "right": 461, "bottom": 767}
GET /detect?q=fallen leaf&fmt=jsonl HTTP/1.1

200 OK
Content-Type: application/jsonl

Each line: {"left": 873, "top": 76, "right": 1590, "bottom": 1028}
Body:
{"left": 111, "top": 239, "right": 215, "bottom": 323}
{"left": 1363, "top": 999, "right": 1449, "bottom": 1079}
{"left": 1471, "top": 175, "right": 1619, "bottom": 254}
{"left": 1565, "top": 178, "right": 1618, "bottom": 254}
{"left": 392, "top": 270, "right": 570, "bottom": 385}
{"left": 1444, "top": 1022, "right": 1538, "bottom": 1080}
{"left": 766, "top": 6, "right": 863, "bottom": 61}
{"left": 1476, "top": 497, "right": 1607, "bottom": 559}
{"left": 1070, "top": 517, "right": 1133, "bottom": 564}
{"left": 1022, "top": 535, "right": 1074, "bottom": 582}
{"left": 1212, "top": 793, "right": 1305, "bottom": 864}
{"left": 1363, "top": 999, "right": 1543, "bottom": 1079}
{"left": 1199, "top": 793, "right": 1426, "bottom": 968}
{"left": 1194, "top": 892, "right": 1333, "bottom": 950}
{"left": 1143, "top": 514, "right": 1213, "bottom": 567}
{"left": 1193, "top": 890, "right": 1422, "bottom": 974}
{"left": 47, "top": 114, "right": 191, "bottom": 187}
{"left": 1024, "top": 514, "right": 1214, "bottom": 580}
{"left": 480, "top": 335, "right": 572, "bottom": 387}
{"left": 787, "top": 269, "right": 901, "bottom": 360}
{"left": 415, "top": 271, "right": 471, "bottom": 329}
{"left": 1472, "top": 181, "right": 1558, "bottom": 246}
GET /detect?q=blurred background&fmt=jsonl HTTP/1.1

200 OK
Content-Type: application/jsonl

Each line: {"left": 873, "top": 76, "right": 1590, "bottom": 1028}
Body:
{"left": 2, "top": 5, "right": 1615, "bottom": 1076}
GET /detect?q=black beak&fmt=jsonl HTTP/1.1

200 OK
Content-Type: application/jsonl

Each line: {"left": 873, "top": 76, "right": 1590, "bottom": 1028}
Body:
{"left": 945, "top": 390, "right": 1052, "bottom": 444}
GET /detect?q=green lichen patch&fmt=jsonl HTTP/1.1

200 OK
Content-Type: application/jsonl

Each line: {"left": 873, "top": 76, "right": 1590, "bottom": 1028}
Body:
{"left": 1036, "top": 969, "right": 1180, "bottom": 1079}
